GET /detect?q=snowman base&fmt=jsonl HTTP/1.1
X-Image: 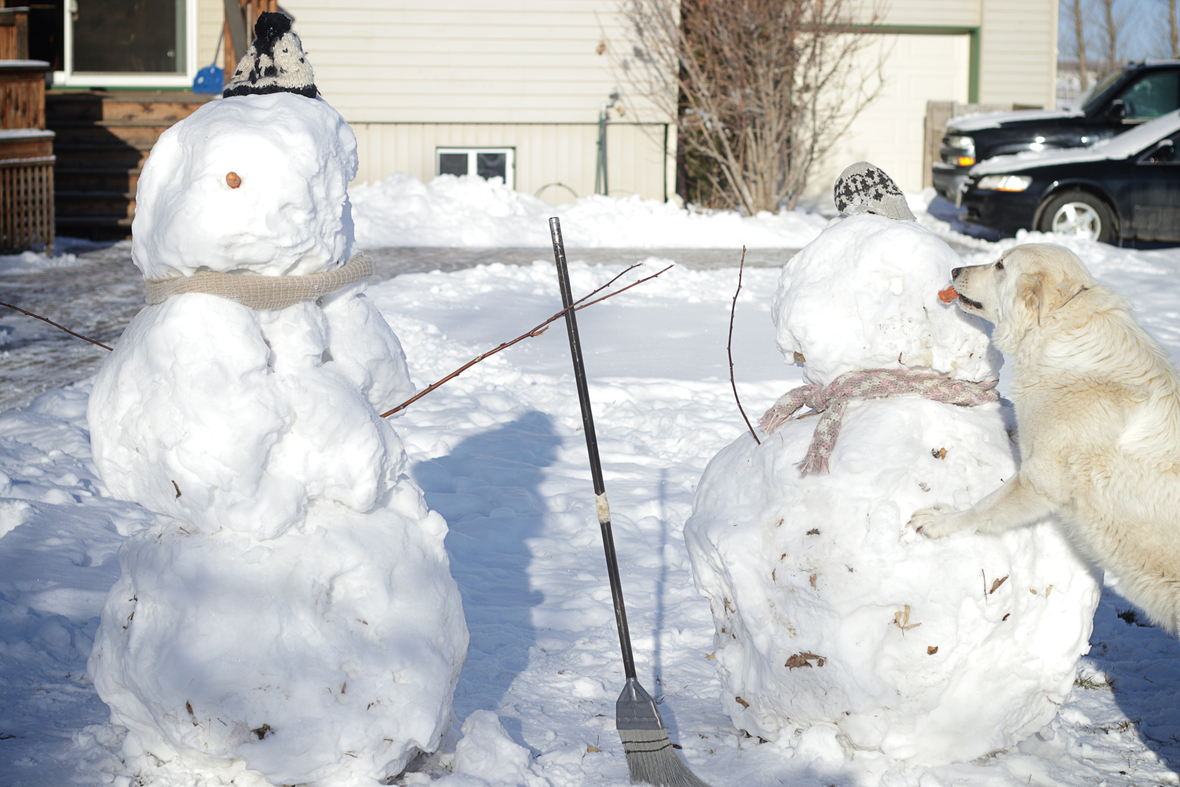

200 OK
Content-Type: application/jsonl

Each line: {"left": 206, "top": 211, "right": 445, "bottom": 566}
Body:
{"left": 89, "top": 496, "right": 467, "bottom": 787}
{"left": 685, "top": 397, "right": 1101, "bottom": 766}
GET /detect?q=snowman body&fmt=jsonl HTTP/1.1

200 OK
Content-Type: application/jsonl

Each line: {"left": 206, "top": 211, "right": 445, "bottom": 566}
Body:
{"left": 86, "top": 93, "right": 468, "bottom": 786}
{"left": 685, "top": 215, "right": 1100, "bottom": 765}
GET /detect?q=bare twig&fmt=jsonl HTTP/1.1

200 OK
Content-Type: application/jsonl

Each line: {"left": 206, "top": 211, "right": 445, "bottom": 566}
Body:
{"left": 381, "top": 263, "right": 674, "bottom": 418}
{"left": 727, "top": 247, "right": 759, "bottom": 445}
{"left": 0, "top": 301, "right": 113, "bottom": 351}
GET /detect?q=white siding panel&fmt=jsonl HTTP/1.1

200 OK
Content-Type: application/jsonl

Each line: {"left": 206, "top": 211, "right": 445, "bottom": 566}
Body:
{"left": 280, "top": 0, "right": 670, "bottom": 124}
{"left": 197, "top": 0, "right": 222, "bottom": 70}
{"left": 350, "top": 123, "right": 670, "bottom": 204}
{"left": 878, "top": 0, "right": 981, "bottom": 28}
{"left": 979, "top": 0, "right": 1057, "bottom": 108}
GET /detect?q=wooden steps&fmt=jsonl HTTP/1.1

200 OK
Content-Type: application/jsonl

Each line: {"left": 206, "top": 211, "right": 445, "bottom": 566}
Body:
{"left": 47, "top": 90, "right": 213, "bottom": 240}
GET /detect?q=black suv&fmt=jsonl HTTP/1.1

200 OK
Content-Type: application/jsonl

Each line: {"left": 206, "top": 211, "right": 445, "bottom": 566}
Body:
{"left": 932, "top": 61, "right": 1180, "bottom": 203}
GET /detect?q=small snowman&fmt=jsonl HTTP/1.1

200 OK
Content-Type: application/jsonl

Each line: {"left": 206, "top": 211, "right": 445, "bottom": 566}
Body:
{"left": 684, "top": 163, "right": 1100, "bottom": 766}
{"left": 85, "top": 14, "right": 467, "bottom": 786}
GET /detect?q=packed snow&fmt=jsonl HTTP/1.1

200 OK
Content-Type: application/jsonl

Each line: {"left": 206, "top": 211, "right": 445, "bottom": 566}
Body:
{"left": 2, "top": 175, "right": 1180, "bottom": 787}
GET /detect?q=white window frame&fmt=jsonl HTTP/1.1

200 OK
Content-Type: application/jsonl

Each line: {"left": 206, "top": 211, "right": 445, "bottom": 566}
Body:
{"left": 55, "top": 0, "right": 198, "bottom": 88}
{"left": 436, "top": 147, "right": 516, "bottom": 189}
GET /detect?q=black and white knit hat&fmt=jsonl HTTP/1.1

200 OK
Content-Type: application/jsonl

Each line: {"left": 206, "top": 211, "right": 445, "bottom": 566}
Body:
{"left": 223, "top": 12, "right": 317, "bottom": 99}
{"left": 833, "top": 161, "right": 915, "bottom": 221}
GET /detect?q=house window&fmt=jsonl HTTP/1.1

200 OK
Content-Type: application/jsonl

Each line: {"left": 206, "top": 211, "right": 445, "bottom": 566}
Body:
{"left": 53, "top": 0, "right": 197, "bottom": 88}
{"left": 436, "top": 148, "right": 515, "bottom": 188}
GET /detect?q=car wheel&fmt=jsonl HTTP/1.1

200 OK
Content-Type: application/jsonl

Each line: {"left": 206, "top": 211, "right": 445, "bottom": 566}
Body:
{"left": 1038, "top": 191, "right": 1116, "bottom": 243}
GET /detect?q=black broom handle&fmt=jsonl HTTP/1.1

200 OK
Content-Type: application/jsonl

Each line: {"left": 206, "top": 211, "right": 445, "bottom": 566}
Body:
{"left": 549, "top": 217, "right": 637, "bottom": 681}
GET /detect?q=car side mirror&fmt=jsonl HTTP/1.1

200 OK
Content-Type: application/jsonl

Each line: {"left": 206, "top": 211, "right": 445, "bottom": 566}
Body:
{"left": 1106, "top": 100, "right": 1127, "bottom": 123}
{"left": 1144, "top": 139, "right": 1176, "bottom": 163}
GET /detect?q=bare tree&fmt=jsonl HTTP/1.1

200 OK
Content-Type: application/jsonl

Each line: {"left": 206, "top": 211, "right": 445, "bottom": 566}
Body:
{"left": 1096, "top": 0, "right": 1131, "bottom": 73}
{"left": 1158, "top": 0, "right": 1179, "bottom": 58}
{"left": 616, "top": 0, "right": 886, "bottom": 214}
{"left": 1169, "top": 0, "right": 1179, "bottom": 57}
{"left": 1066, "top": 0, "right": 1091, "bottom": 90}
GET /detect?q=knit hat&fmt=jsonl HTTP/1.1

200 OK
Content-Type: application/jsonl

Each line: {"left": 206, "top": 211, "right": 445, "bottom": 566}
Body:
{"left": 833, "top": 161, "right": 915, "bottom": 221}
{"left": 223, "top": 12, "right": 317, "bottom": 99}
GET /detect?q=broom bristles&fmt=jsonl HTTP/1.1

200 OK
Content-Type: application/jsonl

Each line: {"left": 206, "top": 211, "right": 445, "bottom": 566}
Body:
{"left": 617, "top": 679, "right": 710, "bottom": 787}
{"left": 620, "top": 727, "right": 711, "bottom": 787}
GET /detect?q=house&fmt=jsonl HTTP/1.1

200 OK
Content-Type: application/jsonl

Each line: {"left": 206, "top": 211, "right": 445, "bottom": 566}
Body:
{"left": 37, "top": 0, "right": 1056, "bottom": 217}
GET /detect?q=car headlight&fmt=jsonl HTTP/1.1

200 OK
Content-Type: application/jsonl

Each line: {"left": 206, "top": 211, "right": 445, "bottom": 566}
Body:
{"left": 943, "top": 134, "right": 976, "bottom": 166}
{"left": 976, "top": 174, "right": 1033, "bottom": 192}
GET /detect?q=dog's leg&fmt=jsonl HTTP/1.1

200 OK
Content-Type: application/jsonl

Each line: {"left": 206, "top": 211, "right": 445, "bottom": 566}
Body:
{"left": 909, "top": 473, "right": 1058, "bottom": 539}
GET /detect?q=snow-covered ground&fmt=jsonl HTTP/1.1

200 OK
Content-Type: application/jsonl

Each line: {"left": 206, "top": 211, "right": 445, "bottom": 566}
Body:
{"left": 3, "top": 176, "right": 1180, "bottom": 787}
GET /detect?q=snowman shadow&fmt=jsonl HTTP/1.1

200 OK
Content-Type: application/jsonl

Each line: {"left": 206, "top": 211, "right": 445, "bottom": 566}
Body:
{"left": 413, "top": 411, "right": 559, "bottom": 728}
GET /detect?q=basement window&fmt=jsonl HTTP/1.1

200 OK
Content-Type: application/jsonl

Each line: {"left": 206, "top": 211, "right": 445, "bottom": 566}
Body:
{"left": 436, "top": 148, "right": 515, "bottom": 188}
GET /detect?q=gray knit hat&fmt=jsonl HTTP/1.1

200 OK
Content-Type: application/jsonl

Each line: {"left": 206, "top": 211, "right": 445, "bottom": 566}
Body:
{"left": 833, "top": 161, "right": 915, "bottom": 221}
{"left": 223, "top": 12, "right": 317, "bottom": 99}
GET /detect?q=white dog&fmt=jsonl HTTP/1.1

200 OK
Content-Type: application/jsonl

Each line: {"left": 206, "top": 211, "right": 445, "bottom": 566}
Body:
{"left": 909, "top": 243, "right": 1180, "bottom": 634}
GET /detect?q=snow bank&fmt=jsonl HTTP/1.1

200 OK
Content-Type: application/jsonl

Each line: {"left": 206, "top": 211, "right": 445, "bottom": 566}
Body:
{"left": 350, "top": 173, "right": 829, "bottom": 249}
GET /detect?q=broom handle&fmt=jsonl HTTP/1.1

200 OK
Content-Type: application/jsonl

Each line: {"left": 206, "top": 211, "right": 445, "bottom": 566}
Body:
{"left": 549, "top": 217, "right": 638, "bottom": 681}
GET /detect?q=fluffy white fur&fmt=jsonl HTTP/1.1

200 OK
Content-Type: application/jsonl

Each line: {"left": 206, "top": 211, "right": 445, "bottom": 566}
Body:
{"left": 909, "top": 243, "right": 1180, "bottom": 634}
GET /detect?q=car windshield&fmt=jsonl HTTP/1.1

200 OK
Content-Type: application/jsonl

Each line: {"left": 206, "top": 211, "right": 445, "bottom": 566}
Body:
{"left": 1082, "top": 67, "right": 1132, "bottom": 114}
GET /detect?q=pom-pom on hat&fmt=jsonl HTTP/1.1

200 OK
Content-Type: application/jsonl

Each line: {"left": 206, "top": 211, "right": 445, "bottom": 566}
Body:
{"left": 223, "top": 12, "right": 317, "bottom": 99}
{"left": 833, "top": 161, "right": 915, "bottom": 221}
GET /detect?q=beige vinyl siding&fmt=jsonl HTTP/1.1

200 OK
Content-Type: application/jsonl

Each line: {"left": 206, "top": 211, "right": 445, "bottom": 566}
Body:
{"left": 197, "top": 0, "right": 223, "bottom": 71}
{"left": 279, "top": 1, "right": 669, "bottom": 125}
{"left": 859, "top": 0, "right": 980, "bottom": 28}
{"left": 191, "top": 0, "right": 1054, "bottom": 205}
{"left": 978, "top": 0, "right": 1058, "bottom": 109}
{"left": 351, "top": 122, "right": 673, "bottom": 203}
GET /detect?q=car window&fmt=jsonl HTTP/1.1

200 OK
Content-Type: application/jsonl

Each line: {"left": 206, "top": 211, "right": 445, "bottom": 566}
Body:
{"left": 1119, "top": 72, "right": 1180, "bottom": 120}
{"left": 1083, "top": 67, "right": 1132, "bottom": 114}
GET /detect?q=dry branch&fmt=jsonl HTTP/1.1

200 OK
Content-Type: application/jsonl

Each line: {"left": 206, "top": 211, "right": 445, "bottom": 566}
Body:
{"left": 727, "top": 248, "right": 759, "bottom": 445}
{"left": 380, "top": 263, "right": 674, "bottom": 418}
{"left": 0, "top": 301, "right": 113, "bottom": 351}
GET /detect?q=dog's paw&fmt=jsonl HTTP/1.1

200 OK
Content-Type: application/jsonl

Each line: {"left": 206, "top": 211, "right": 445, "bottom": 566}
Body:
{"left": 908, "top": 505, "right": 970, "bottom": 539}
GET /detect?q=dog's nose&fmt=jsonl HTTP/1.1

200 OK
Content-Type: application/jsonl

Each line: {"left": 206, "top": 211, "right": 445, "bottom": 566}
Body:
{"left": 951, "top": 267, "right": 963, "bottom": 278}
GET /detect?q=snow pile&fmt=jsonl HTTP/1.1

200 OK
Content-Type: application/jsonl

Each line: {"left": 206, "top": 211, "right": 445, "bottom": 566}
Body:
{"left": 85, "top": 88, "right": 467, "bottom": 786}
{"left": 685, "top": 214, "right": 1102, "bottom": 765}
{"left": 350, "top": 172, "right": 829, "bottom": 249}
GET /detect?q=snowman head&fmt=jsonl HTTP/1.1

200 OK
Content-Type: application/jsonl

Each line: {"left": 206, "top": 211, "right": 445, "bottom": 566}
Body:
{"left": 131, "top": 14, "right": 357, "bottom": 280}
{"left": 772, "top": 214, "right": 1001, "bottom": 386}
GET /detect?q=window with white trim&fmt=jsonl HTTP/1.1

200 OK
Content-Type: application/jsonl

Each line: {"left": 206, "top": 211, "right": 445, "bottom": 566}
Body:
{"left": 436, "top": 147, "right": 515, "bottom": 188}
{"left": 55, "top": 0, "right": 197, "bottom": 88}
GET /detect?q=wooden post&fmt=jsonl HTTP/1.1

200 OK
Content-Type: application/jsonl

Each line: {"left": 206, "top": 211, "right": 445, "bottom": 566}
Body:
{"left": 0, "top": 8, "right": 29, "bottom": 60}
{"left": 223, "top": 0, "right": 280, "bottom": 85}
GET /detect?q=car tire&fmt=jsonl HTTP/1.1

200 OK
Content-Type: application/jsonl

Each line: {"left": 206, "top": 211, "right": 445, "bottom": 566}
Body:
{"left": 1038, "top": 191, "right": 1117, "bottom": 243}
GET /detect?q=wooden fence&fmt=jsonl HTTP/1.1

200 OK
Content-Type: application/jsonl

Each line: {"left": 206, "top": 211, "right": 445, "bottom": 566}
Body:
{"left": 0, "top": 134, "right": 54, "bottom": 254}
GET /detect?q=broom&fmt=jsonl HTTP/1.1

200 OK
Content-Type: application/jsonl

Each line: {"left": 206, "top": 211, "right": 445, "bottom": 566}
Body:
{"left": 548, "top": 217, "right": 710, "bottom": 787}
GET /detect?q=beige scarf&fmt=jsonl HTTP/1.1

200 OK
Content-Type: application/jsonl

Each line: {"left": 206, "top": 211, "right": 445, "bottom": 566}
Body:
{"left": 144, "top": 253, "right": 372, "bottom": 310}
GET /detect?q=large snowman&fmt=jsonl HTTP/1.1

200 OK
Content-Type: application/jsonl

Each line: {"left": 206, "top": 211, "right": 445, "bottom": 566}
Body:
{"left": 684, "top": 164, "right": 1101, "bottom": 766}
{"left": 85, "top": 15, "right": 468, "bottom": 786}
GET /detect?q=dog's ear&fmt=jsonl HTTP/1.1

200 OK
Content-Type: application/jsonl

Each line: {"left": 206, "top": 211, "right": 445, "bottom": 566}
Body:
{"left": 1017, "top": 272, "right": 1045, "bottom": 324}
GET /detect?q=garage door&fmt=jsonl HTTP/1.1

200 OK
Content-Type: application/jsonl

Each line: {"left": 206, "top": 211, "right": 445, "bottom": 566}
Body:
{"left": 810, "top": 33, "right": 971, "bottom": 197}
